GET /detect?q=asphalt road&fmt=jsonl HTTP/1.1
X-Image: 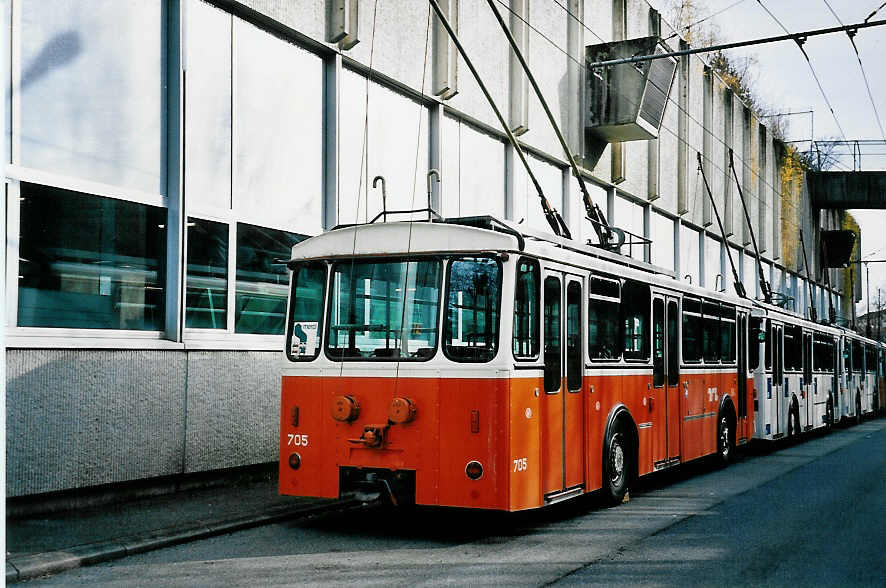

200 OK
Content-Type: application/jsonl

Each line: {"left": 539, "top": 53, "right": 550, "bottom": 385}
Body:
{"left": 29, "top": 418, "right": 886, "bottom": 587}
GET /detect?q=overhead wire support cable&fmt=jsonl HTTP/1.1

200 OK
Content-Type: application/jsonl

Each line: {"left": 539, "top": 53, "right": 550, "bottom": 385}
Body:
{"left": 866, "top": 1, "right": 886, "bottom": 22}
{"left": 754, "top": 0, "right": 848, "bottom": 144}
{"left": 585, "top": 17, "right": 886, "bottom": 69}
{"left": 506, "top": 0, "right": 808, "bottom": 222}
{"left": 426, "top": 0, "right": 569, "bottom": 239}
{"left": 728, "top": 149, "right": 772, "bottom": 304}
{"left": 822, "top": 0, "right": 886, "bottom": 142}
{"left": 484, "top": 0, "right": 614, "bottom": 248}
{"left": 696, "top": 152, "right": 746, "bottom": 299}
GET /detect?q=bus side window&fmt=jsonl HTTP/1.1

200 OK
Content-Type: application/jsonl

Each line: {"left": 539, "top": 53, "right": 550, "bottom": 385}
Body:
{"left": 621, "top": 280, "right": 650, "bottom": 361}
{"left": 720, "top": 304, "right": 736, "bottom": 363}
{"left": 682, "top": 297, "right": 702, "bottom": 363}
{"left": 287, "top": 262, "right": 327, "bottom": 362}
{"left": 702, "top": 301, "right": 720, "bottom": 363}
{"left": 513, "top": 258, "right": 540, "bottom": 360}
{"left": 588, "top": 276, "right": 621, "bottom": 361}
{"left": 748, "top": 317, "right": 762, "bottom": 370}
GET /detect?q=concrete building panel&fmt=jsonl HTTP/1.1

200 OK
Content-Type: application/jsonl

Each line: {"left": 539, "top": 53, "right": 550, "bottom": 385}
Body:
{"left": 6, "top": 350, "right": 186, "bottom": 496}
{"left": 184, "top": 351, "right": 282, "bottom": 473}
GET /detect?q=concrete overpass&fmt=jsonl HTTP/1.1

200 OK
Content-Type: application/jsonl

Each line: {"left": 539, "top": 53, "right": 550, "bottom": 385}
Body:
{"left": 807, "top": 171, "right": 886, "bottom": 209}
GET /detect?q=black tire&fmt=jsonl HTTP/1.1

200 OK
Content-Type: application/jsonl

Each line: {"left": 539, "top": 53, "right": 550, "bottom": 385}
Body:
{"left": 603, "top": 421, "right": 631, "bottom": 506}
{"left": 717, "top": 412, "right": 734, "bottom": 465}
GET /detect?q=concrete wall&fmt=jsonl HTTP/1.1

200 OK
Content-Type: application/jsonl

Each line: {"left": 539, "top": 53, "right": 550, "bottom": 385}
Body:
{"left": 6, "top": 349, "right": 282, "bottom": 496}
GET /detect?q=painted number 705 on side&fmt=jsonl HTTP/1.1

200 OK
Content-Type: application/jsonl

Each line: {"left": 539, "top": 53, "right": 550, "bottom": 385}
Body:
{"left": 513, "top": 457, "right": 528, "bottom": 472}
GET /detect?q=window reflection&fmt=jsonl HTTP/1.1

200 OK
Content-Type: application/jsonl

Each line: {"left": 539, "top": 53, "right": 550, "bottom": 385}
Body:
{"left": 235, "top": 223, "right": 306, "bottom": 334}
{"left": 445, "top": 257, "right": 501, "bottom": 362}
{"left": 327, "top": 259, "right": 441, "bottom": 360}
{"left": 17, "top": 183, "right": 166, "bottom": 330}
{"left": 186, "top": 218, "right": 228, "bottom": 329}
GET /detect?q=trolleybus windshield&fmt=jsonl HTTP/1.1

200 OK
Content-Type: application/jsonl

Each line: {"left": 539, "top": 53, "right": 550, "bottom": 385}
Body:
{"left": 325, "top": 259, "right": 442, "bottom": 360}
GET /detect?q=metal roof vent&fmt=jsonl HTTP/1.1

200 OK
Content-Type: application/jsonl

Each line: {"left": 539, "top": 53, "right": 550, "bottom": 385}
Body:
{"left": 585, "top": 37, "right": 677, "bottom": 142}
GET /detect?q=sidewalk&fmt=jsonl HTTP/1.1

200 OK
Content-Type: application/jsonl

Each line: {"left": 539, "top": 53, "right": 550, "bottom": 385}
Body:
{"left": 5, "top": 474, "right": 330, "bottom": 583}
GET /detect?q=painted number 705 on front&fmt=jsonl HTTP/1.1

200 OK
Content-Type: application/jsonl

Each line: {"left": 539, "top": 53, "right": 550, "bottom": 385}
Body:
{"left": 513, "top": 457, "right": 528, "bottom": 472}
{"left": 287, "top": 434, "right": 309, "bottom": 446}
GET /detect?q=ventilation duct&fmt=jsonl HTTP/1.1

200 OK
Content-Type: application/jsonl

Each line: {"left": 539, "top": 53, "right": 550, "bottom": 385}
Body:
{"left": 585, "top": 37, "right": 677, "bottom": 142}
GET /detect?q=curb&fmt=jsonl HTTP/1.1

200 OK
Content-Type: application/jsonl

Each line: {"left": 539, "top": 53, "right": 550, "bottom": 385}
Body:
{"left": 6, "top": 499, "right": 348, "bottom": 583}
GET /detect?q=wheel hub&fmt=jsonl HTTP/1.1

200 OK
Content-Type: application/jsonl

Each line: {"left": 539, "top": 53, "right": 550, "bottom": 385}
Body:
{"left": 610, "top": 437, "right": 624, "bottom": 481}
{"left": 720, "top": 418, "right": 730, "bottom": 457}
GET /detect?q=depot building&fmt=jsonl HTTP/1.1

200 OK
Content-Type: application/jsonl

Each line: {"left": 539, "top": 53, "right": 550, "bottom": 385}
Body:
{"left": 3, "top": 0, "right": 857, "bottom": 498}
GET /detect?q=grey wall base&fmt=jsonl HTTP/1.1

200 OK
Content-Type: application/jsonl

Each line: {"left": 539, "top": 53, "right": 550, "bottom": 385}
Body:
{"left": 6, "top": 349, "right": 284, "bottom": 497}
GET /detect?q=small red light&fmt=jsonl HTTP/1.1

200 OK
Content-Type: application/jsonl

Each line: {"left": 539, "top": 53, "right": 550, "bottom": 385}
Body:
{"left": 288, "top": 452, "right": 301, "bottom": 470}
{"left": 465, "top": 460, "right": 483, "bottom": 480}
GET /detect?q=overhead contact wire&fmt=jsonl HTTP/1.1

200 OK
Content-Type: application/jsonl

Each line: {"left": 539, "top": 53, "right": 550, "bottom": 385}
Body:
{"left": 822, "top": 0, "right": 886, "bottom": 142}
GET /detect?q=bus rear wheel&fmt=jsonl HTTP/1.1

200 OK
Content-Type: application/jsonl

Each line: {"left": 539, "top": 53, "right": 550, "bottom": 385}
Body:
{"left": 717, "top": 414, "right": 733, "bottom": 465}
{"left": 604, "top": 424, "right": 630, "bottom": 506}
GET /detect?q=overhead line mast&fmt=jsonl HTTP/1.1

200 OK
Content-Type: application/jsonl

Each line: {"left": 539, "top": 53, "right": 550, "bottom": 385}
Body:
{"left": 427, "top": 0, "right": 570, "bottom": 239}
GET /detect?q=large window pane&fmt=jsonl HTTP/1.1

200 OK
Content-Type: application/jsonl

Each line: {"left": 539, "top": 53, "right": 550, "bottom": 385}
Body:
{"left": 445, "top": 257, "right": 502, "bottom": 362}
{"left": 580, "top": 182, "right": 608, "bottom": 246}
{"left": 234, "top": 19, "right": 323, "bottom": 234}
{"left": 17, "top": 183, "right": 166, "bottom": 329}
{"left": 704, "top": 235, "right": 722, "bottom": 291}
{"left": 185, "top": 0, "right": 232, "bottom": 211}
{"left": 20, "top": 1, "right": 164, "bottom": 194}
{"left": 614, "top": 196, "right": 646, "bottom": 260}
{"left": 650, "top": 213, "right": 675, "bottom": 271}
{"left": 680, "top": 225, "right": 700, "bottom": 286}
{"left": 339, "top": 71, "right": 430, "bottom": 225}
{"left": 327, "top": 259, "right": 441, "bottom": 360}
{"left": 235, "top": 223, "right": 307, "bottom": 334}
{"left": 186, "top": 218, "right": 228, "bottom": 329}
{"left": 513, "top": 155, "right": 563, "bottom": 234}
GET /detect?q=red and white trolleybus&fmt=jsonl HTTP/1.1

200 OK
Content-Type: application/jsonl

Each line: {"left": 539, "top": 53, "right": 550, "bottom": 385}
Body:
{"left": 279, "top": 216, "right": 766, "bottom": 510}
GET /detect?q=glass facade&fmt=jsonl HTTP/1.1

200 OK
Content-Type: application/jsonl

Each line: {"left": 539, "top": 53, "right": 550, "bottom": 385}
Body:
{"left": 19, "top": 0, "right": 164, "bottom": 194}
{"left": 185, "top": 218, "right": 228, "bottom": 329}
{"left": 235, "top": 224, "right": 306, "bottom": 334}
{"left": 17, "top": 183, "right": 166, "bottom": 329}
{"left": 4, "top": 0, "right": 844, "bottom": 345}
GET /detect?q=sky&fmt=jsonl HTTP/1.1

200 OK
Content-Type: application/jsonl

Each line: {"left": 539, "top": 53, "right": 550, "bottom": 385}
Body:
{"left": 646, "top": 0, "right": 886, "bottom": 320}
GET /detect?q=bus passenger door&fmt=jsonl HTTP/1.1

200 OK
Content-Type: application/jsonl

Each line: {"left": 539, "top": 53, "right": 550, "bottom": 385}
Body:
{"left": 737, "top": 312, "right": 748, "bottom": 442}
{"left": 541, "top": 273, "right": 563, "bottom": 496}
{"left": 652, "top": 296, "right": 681, "bottom": 466}
{"left": 541, "top": 271, "right": 585, "bottom": 497}
{"left": 563, "top": 277, "right": 585, "bottom": 490}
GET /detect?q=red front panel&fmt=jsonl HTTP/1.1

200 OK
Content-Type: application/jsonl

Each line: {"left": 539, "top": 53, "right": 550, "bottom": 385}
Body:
{"left": 280, "top": 375, "right": 510, "bottom": 510}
